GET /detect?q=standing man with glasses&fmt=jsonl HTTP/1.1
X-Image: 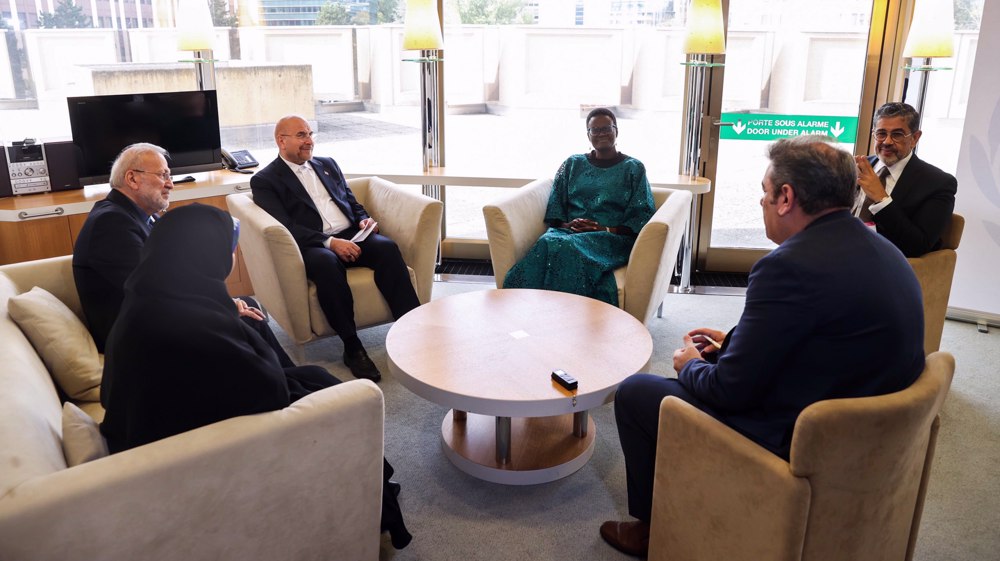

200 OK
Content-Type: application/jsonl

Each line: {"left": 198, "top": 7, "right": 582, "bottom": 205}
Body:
{"left": 250, "top": 115, "right": 419, "bottom": 382}
{"left": 74, "top": 143, "right": 291, "bottom": 366}
{"left": 853, "top": 102, "right": 957, "bottom": 257}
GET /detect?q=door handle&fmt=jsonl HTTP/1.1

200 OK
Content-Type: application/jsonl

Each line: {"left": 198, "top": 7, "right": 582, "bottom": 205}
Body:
{"left": 713, "top": 121, "right": 735, "bottom": 127}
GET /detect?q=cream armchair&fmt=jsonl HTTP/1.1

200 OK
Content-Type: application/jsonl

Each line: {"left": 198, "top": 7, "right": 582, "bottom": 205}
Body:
{"left": 227, "top": 177, "right": 443, "bottom": 360}
{"left": 648, "top": 351, "right": 955, "bottom": 561}
{"left": 482, "top": 178, "right": 692, "bottom": 324}
{"left": 908, "top": 213, "right": 964, "bottom": 355}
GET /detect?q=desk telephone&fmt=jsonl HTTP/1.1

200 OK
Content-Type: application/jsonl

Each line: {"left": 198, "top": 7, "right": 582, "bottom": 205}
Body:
{"left": 222, "top": 149, "right": 259, "bottom": 173}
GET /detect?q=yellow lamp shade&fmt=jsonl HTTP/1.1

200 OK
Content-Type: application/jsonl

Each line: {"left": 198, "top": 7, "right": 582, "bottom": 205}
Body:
{"left": 177, "top": 0, "right": 215, "bottom": 51}
{"left": 403, "top": 0, "right": 443, "bottom": 51}
{"left": 683, "top": 0, "right": 725, "bottom": 55}
{"left": 903, "top": 0, "right": 955, "bottom": 58}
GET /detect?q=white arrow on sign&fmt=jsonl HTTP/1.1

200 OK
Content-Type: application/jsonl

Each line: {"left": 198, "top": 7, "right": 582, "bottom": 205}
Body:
{"left": 830, "top": 121, "right": 845, "bottom": 138}
{"left": 732, "top": 119, "right": 746, "bottom": 135}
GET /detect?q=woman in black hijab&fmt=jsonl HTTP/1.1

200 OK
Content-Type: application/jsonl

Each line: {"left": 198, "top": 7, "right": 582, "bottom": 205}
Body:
{"left": 100, "top": 204, "right": 411, "bottom": 549}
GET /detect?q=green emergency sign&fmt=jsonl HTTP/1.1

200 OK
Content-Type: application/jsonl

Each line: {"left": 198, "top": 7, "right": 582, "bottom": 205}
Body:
{"left": 719, "top": 113, "right": 858, "bottom": 143}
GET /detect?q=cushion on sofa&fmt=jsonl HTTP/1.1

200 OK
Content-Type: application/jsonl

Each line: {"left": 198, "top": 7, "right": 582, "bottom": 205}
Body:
{"left": 8, "top": 287, "right": 103, "bottom": 402}
{"left": 61, "top": 402, "right": 109, "bottom": 466}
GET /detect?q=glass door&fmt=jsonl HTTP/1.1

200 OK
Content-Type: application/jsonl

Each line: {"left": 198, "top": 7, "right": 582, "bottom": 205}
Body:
{"left": 698, "top": 0, "right": 884, "bottom": 271}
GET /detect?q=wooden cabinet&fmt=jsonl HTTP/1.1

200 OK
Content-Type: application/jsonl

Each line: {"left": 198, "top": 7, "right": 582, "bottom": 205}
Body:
{"left": 0, "top": 177, "right": 256, "bottom": 297}
{"left": 0, "top": 216, "right": 75, "bottom": 265}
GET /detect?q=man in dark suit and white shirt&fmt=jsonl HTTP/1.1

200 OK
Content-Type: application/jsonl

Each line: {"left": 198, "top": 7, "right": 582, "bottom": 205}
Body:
{"left": 73, "top": 143, "right": 290, "bottom": 362}
{"left": 72, "top": 143, "right": 175, "bottom": 352}
{"left": 599, "top": 135, "right": 927, "bottom": 557}
{"left": 853, "top": 101, "right": 957, "bottom": 257}
{"left": 250, "top": 115, "right": 419, "bottom": 382}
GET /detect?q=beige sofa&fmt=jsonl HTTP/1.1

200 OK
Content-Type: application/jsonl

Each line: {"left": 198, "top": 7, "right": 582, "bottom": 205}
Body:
{"left": 0, "top": 255, "right": 386, "bottom": 561}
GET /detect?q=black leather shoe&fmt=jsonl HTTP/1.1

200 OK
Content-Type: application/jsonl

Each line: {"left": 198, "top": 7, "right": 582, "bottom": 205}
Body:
{"left": 387, "top": 480, "right": 401, "bottom": 498}
{"left": 600, "top": 520, "right": 650, "bottom": 558}
{"left": 344, "top": 349, "right": 381, "bottom": 382}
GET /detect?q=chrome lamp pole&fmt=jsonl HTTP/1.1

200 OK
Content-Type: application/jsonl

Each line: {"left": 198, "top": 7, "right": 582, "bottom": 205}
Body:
{"left": 677, "top": 0, "right": 726, "bottom": 293}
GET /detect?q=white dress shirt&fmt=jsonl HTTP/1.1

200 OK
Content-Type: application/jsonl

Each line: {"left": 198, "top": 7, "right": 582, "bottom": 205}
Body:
{"left": 280, "top": 157, "right": 352, "bottom": 248}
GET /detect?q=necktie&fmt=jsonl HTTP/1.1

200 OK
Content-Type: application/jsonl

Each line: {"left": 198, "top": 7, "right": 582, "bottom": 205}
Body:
{"left": 858, "top": 167, "right": 890, "bottom": 223}
{"left": 296, "top": 164, "right": 351, "bottom": 234}
{"left": 297, "top": 164, "right": 317, "bottom": 193}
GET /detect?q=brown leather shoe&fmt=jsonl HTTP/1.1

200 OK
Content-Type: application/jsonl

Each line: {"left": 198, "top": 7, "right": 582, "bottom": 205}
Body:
{"left": 600, "top": 520, "right": 650, "bottom": 558}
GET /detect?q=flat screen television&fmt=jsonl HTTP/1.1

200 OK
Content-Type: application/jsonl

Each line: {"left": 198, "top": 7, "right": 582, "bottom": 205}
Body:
{"left": 67, "top": 90, "right": 223, "bottom": 185}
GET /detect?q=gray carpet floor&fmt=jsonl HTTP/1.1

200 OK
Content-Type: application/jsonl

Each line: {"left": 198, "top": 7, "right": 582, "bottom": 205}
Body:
{"left": 270, "top": 281, "right": 1000, "bottom": 561}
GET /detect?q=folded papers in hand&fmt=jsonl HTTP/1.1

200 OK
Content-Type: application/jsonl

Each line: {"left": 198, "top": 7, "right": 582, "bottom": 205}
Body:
{"left": 351, "top": 221, "right": 377, "bottom": 243}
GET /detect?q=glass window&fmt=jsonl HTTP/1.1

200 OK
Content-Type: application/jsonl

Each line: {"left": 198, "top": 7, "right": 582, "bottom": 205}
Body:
{"left": 438, "top": 1, "right": 687, "bottom": 239}
{"left": 910, "top": 0, "right": 985, "bottom": 174}
{"left": 708, "top": 0, "right": 984, "bottom": 252}
{"left": 0, "top": 0, "right": 985, "bottom": 263}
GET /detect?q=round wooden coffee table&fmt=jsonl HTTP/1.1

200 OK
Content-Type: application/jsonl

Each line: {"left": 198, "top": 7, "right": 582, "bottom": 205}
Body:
{"left": 386, "top": 288, "right": 652, "bottom": 485}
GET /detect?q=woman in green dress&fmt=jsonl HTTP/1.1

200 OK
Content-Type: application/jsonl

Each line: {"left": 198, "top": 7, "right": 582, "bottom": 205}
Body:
{"left": 503, "top": 107, "right": 656, "bottom": 306}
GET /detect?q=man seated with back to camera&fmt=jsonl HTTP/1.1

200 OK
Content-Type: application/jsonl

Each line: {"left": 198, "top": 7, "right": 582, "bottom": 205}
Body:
{"left": 72, "top": 142, "right": 295, "bottom": 367}
{"left": 599, "top": 135, "right": 926, "bottom": 558}
{"left": 250, "top": 115, "right": 420, "bottom": 383}
{"left": 853, "top": 101, "right": 957, "bottom": 257}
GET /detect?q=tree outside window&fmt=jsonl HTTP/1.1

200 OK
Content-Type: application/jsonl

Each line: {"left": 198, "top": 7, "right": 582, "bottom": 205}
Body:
{"left": 210, "top": 0, "right": 237, "bottom": 27}
{"left": 38, "top": 0, "right": 92, "bottom": 29}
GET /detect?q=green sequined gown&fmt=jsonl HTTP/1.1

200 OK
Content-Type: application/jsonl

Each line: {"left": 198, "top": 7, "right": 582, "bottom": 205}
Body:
{"left": 503, "top": 153, "right": 655, "bottom": 306}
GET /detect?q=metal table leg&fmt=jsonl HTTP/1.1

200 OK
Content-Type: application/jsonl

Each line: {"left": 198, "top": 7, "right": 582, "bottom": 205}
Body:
{"left": 573, "top": 411, "right": 588, "bottom": 438}
{"left": 496, "top": 416, "right": 511, "bottom": 464}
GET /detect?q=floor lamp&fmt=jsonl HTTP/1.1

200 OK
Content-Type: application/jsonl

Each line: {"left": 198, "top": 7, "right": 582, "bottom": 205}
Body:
{"left": 177, "top": 0, "right": 217, "bottom": 91}
{"left": 403, "top": 0, "right": 444, "bottom": 172}
{"left": 403, "top": 0, "right": 445, "bottom": 262}
{"left": 901, "top": 0, "right": 954, "bottom": 131}
{"left": 678, "top": 0, "right": 725, "bottom": 293}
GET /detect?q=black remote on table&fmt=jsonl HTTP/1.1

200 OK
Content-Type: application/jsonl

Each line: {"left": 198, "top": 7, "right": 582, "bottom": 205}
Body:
{"left": 552, "top": 369, "right": 578, "bottom": 391}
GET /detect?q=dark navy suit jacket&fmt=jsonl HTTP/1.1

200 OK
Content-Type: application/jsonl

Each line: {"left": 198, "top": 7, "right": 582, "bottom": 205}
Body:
{"left": 250, "top": 156, "right": 369, "bottom": 249}
{"left": 678, "top": 210, "right": 926, "bottom": 459}
{"left": 869, "top": 154, "right": 957, "bottom": 257}
{"left": 72, "top": 189, "right": 153, "bottom": 352}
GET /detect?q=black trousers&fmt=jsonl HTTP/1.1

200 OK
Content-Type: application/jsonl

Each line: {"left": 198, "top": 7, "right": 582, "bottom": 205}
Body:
{"left": 301, "top": 232, "right": 419, "bottom": 351}
{"left": 614, "top": 374, "right": 725, "bottom": 522}
{"left": 382, "top": 457, "right": 412, "bottom": 549}
{"left": 285, "top": 365, "right": 341, "bottom": 402}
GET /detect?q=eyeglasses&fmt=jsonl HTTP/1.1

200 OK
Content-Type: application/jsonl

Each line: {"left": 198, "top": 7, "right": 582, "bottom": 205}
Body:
{"left": 872, "top": 130, "right": 915, "bottom": 143}
{"left": 279, "top": 131, "right": 317, "bottom": 140}
{"left": 587, "top": 125, "right": 617, "bottom": 137}
{"left": 132, "top": 169, "right": 173, "bottom": 182}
